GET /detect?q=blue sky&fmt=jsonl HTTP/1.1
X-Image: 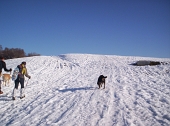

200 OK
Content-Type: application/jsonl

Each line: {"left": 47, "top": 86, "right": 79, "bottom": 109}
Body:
{"left": 0, "top": 0, "right": 170, "bottom": 58}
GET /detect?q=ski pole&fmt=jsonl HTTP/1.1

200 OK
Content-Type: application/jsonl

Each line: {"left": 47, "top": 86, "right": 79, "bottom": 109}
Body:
{"left": 25, "top": 78, "right": 29, "bottom": 87}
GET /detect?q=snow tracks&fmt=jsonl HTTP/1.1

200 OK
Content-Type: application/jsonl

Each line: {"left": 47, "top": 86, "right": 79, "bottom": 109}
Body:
{"left": 0, "top": 54, "right": 170, "bottom": 126}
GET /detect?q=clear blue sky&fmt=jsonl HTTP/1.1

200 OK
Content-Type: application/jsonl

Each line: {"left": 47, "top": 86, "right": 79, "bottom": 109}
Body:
{"left": 0, "top": 0, "right": 170, "bottom": 58}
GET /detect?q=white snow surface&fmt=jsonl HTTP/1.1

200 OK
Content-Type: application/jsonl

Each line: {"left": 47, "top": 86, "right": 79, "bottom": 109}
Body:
{"left": 0, "top": 54, "right": 170, "bottom": 126}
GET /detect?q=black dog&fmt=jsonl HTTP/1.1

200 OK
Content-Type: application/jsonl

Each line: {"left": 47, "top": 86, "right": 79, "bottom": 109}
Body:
{"left": 97, "top": 75, "right": 107, "bottom": 89}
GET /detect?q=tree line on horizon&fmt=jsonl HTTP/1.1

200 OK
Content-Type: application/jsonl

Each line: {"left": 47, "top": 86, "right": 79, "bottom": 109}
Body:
{"left": 0, "top": 45, "right": 40, "bottom": 59}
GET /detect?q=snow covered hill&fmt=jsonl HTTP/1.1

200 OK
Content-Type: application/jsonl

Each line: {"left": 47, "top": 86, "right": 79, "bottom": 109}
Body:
{"left": 0, "top": 54, "right": 170, "bottom": 126}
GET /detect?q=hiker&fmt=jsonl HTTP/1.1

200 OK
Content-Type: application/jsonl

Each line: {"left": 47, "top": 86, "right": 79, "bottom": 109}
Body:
{"left": 12, "top": 61, "right": 31, "bottom": 100}
{"left": 0, "top": 56, "right": 12, "bottom": 94}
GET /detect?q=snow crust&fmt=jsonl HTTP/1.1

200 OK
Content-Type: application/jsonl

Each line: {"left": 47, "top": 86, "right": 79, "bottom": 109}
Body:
{"left": 0, "top": 54, "right": 170, "bottom": 126}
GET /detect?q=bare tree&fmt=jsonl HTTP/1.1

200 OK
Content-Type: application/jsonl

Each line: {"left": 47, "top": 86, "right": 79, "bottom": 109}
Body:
{"left": 0, "top": 45, "right": 40, "bottom": 59}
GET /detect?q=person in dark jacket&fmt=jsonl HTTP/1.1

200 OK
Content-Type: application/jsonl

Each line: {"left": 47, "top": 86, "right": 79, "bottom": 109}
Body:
{"left": 12, "top": 61, "right": 31, "bottom": 100}
{"left": 0, "top": 56, "right": 12, "bottom": 94}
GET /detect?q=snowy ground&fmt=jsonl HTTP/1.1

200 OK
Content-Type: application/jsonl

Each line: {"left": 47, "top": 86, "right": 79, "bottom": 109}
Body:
{"left": 0, "top": 54, "right": 170, "bottom": 126}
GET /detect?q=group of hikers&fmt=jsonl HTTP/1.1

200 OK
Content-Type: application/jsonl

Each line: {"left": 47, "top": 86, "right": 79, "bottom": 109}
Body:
{"left": 0, "top": 56, "right": 31, "bottom": 100}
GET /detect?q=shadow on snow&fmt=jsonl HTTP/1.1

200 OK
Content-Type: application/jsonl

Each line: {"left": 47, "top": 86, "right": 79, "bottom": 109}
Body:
{"left": 57, "top": 87, "right": 96, "bottom": 92}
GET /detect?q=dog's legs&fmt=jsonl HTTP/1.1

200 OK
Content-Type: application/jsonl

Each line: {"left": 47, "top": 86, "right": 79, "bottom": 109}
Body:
{"left": 3, "top": 81, "right": 6, "bottom": 86}
{"left": 98, "top": 83, "right": 101, "bottom": 89}
{"left": 103, "top": 82, "right": 105, "bottom": 89}
{"left": 7, "top": 80, "right": 9, "bottom": 86}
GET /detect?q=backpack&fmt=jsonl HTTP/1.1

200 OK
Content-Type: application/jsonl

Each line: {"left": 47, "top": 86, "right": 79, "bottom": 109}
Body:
{"left": 12, "top": 67, "right": 19, "bottom": 81}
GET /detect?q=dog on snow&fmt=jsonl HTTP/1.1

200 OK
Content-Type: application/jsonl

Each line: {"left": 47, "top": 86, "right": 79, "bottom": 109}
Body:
{"left": 2, "top": 74, "right": 11, "bottom": 86}
{"left": 97, "top": 75, "right": 107, "bottom": 89}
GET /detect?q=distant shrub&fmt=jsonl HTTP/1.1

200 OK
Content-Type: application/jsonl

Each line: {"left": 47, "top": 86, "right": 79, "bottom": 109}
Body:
{"left": 132, "top": 60, "right": 161, "bottom": 66}
{"left": 27, "top": 52, "right": 41, "bottom": 57}
{"left": 0, "top": 45, "right": 41, "bottom": 59}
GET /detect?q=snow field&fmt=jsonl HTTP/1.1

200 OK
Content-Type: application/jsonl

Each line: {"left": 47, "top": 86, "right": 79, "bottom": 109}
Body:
{"left": 0, "top": 54, "right": 170, "bottom": 126}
